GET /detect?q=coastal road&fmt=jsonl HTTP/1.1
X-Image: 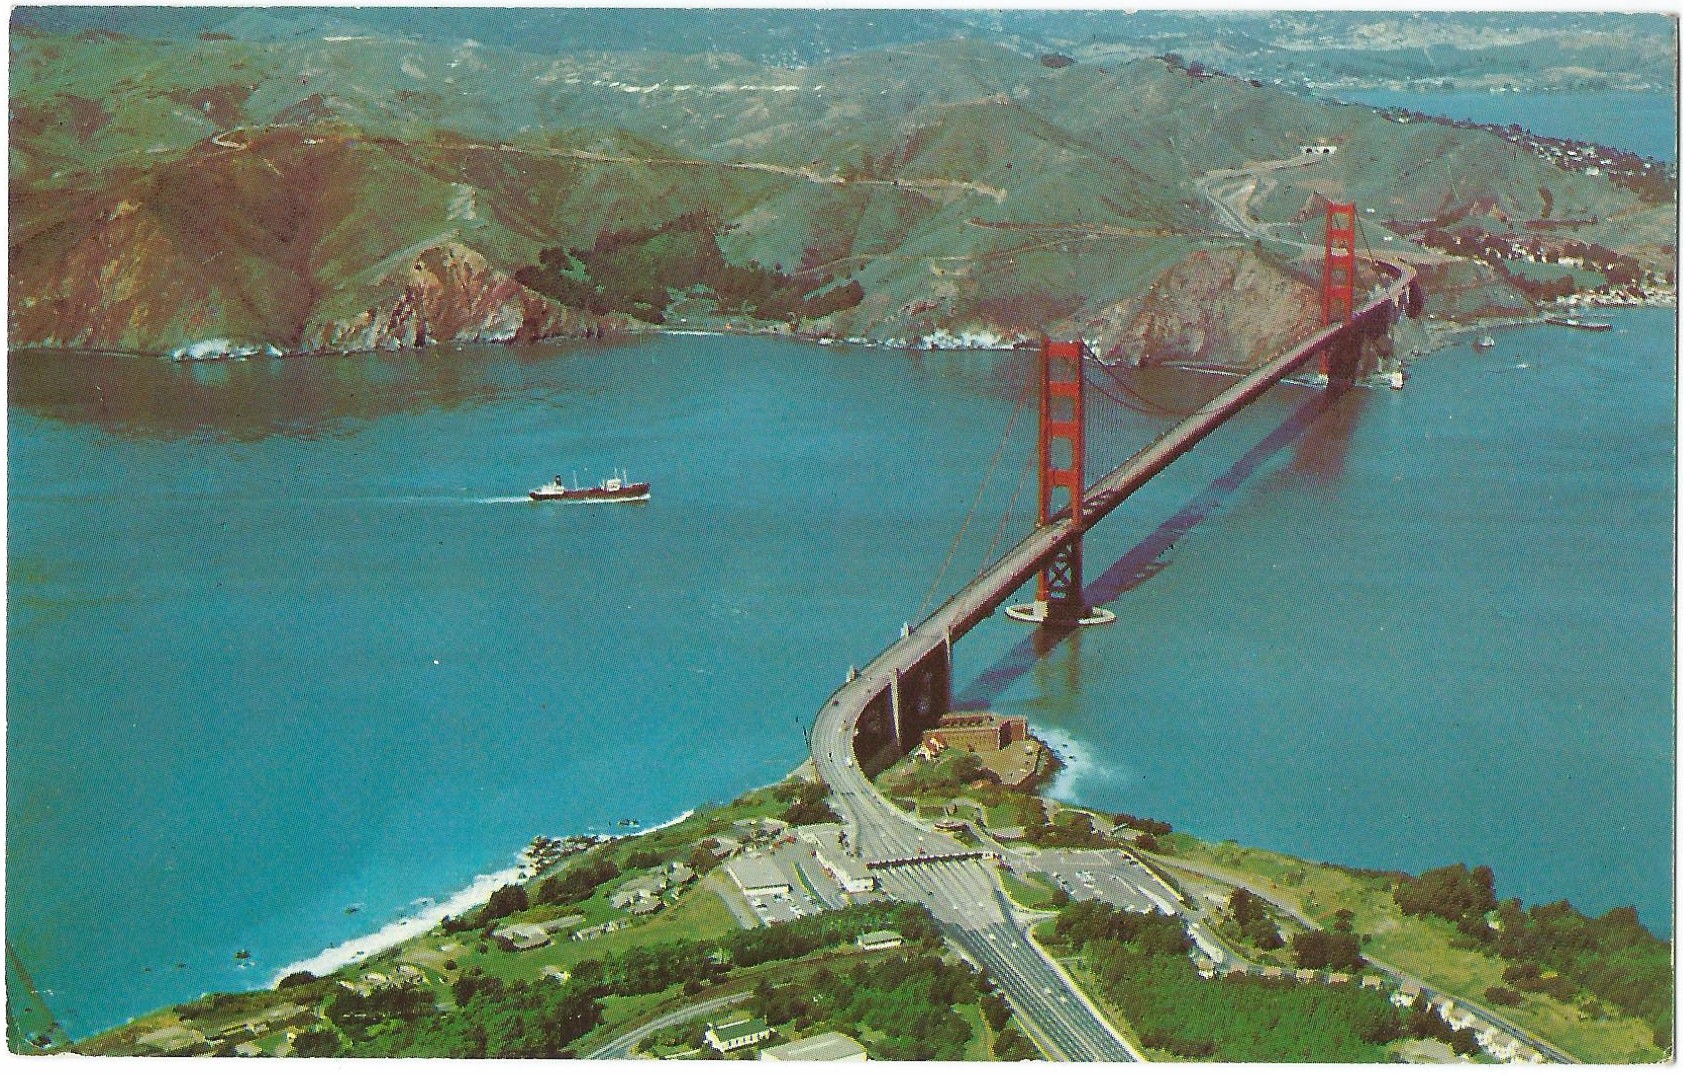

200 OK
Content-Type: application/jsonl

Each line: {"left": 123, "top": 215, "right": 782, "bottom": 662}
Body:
{"left": 805, "top": 257, "right": 1418, "bottom": 1061}
{"left": 811, "top": 674, "right": 1140, "bottom": 1061}
{"left": 584, "top": 991, "right": 752, "bottom": 1060}
{"left": 1147, "top": 853, "right": 1580, "bottom": 1063}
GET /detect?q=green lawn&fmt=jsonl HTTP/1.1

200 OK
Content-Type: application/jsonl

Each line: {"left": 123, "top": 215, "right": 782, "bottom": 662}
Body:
{"left": 956, "top": 1003, "right": 992, "bottom": 1061}
{"left": 1000, "top": 870, "right": 1062, "bottom": 911}
{"left": 465, "top": 881, "right": 741, "bottom": 982}
{"left": 1155, "top": 837, "right": 1666, "bottom": 1064}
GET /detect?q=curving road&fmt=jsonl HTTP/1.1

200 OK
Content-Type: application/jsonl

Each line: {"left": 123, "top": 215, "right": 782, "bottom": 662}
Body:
{"left": 807, "top": 258, "right": 1419, "bottom": 1061}
{"left": 584, "top": 991, "right": 753, "bottom": 1060}
{"left": 812, "top": 676, "right": 1140, "bottom": 1060}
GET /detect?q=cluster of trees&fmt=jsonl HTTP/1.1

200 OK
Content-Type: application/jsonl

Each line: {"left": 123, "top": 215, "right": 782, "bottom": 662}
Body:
{"left": 1053, "top": 901, "right": 1192, "bottom": 957}
{"left": 1023, "top": 814, "right": 1111, "bottom": 849}
{"left": 440, "top": 882, "right": 532, "bottom": 934}
{"left": 323, "top": 973, "right": 603, "bottom": 1058}
{"left": 302, "top": 902, "right": 942, "bottom": 1058}
{"left": 1112, "top": 812, "right": 1173, "bottom": 837}
{"left": 536, "top": 857, "right": 621, "bottom": 908}
{"left": 1051, "top": 899, "right": 1458, "bottom": 1061}
{"left": 1086, "top": 940, "right": 1408, "bottom": 1061}
{"left": 1393, "top": 865, "right": 1673, "bottom": 1048}
{"left": 1490, "top": 900, "right": 1672, "bottom": 1047}
{"left": 565, "top": 902, "right": 942, "bottom": 1002}
{"left": 775, "top": 779, "right": 841, "bottom": 826}
{"left": 1393, "top": 863, "right": 1498, "bottom": 938}
{"left": 1290, "top": 929, "right": 1364, "bottom": 972}
{"left": 1226, "top": 888, "right": 1284, "bottom": 951}
{"left": 515, "top": 212, "right": 865, "bottom": 326}
{"left": 753, "top": 952, "right": 986, "bottom": 1060}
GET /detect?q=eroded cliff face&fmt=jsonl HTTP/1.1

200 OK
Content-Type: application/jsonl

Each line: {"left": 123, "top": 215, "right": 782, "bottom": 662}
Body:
{"left": 8, "top": 216, "right": 617, "bottom": 358}
{"left": 8, "top": 198, "right": 236, "bottom": 354}
{"left": 1092, "top": 248, "right": 1321, "bottom": 370}
{"left": 301, "top": 244, "right": 620, "bottom": 354}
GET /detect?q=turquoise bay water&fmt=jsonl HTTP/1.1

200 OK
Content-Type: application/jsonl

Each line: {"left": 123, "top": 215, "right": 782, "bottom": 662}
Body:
{"left": 1331, "top": 88, "right": 1678, "bottom": 162}
{"left": 8, "top": 311, "right": 1676, "bottom": 1037}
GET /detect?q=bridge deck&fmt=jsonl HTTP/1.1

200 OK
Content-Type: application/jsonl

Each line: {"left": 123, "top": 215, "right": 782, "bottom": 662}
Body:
{"left": 870, "top": 257, "right": 1418, "bottom": 668}
{"left": 809, "top": 257, "right": 1418, "bottom": 1063}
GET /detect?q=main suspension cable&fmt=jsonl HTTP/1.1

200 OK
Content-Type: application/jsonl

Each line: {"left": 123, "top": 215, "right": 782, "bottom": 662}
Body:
{"left": 915, "top": 370, "right": 1035, "bottom": 621}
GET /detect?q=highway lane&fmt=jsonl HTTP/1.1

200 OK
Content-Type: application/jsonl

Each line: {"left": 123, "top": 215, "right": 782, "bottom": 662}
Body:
{"left": 806, "top": 262, "right": 1419, "bottom": 1061}
{"left": 813, "top": 688, "right": 1140, "bottom": 1060}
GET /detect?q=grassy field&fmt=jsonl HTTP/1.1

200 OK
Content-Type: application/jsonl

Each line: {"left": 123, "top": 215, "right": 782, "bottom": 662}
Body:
{"left": 1154, "top": 836, "right": 1665, "bottom": 1064}
{"left": 1000, "top": 870, "right": 1063, "bottom": 911}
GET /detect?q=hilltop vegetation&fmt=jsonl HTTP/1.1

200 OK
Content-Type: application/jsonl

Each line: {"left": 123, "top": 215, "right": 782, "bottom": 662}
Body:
{"left": 8, "top": 22, "right": 1675, "bottom": 362}
{"left": 13, "top": 9, "right": 1674, "bottom": 93}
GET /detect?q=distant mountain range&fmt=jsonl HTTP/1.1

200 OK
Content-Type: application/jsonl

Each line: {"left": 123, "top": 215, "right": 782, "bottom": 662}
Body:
{"left": 8, "top": 15, "right": 1677, "bottom": 362}
{"left": 13, "top": 7, "right": 1675, "bottom": 90}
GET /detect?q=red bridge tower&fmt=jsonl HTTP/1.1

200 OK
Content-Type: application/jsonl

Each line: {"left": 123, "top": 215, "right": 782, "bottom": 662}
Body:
{"left": 1319, "top": 201, "right": 1362, "bottom": 380}
{"left": 1006, "top": 339, "right": 1115, "bottom": 627}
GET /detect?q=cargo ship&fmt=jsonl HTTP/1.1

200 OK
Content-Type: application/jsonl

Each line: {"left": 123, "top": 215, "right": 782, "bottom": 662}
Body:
{"left": 530, "top": 470, "right": 650, "bottom": 503}
{"left": 1544, "top": 316, "right": 1613, "bottom": 332}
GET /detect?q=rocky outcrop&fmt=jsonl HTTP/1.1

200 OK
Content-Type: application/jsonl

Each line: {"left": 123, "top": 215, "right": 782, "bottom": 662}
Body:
{"left": 1094, "top": 248, "right": 1321, "bottom": 370}
{"left": 301, "top": 243, "right": 619, "bottom": 354}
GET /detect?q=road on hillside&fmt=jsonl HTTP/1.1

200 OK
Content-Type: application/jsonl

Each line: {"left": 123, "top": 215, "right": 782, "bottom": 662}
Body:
{"left": 584, "top": 991, "right": 753, "bottom": 1060}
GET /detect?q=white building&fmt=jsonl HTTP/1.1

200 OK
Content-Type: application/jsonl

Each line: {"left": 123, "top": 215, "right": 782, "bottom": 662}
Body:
{"left": 855, "top": 930, "right": 904, "bottom": 951}
{"left": 760, "top": 1031, "right": 867, "bottom": 1062}
{"left": 798, "top": 824, "right": 878, "bottom": 893}
{"left": 729, "top": 855, "right": 794, "bottom": 898}
{"left": 706, "top": 1017, "right": 773, "bottom": 1053}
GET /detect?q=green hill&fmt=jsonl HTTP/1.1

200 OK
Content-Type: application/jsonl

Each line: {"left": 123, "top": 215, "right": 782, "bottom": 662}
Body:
{"left": 8, "top": 29, "right": 1675, "bottom": 361}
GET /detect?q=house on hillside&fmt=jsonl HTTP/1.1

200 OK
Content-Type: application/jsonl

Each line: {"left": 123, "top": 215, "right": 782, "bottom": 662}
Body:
{"left": 705, "top": 1017, "right": 773, "bottom": 1053}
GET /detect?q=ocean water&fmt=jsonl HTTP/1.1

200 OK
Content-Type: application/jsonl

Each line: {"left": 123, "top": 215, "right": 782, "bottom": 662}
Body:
{"left": 1331, "top": 88, "right": 1678, "bottom": 162}
{"left": 958, "top": 308, "right": 1676, "bottom": 934}
{"left": 7, "top": 337, "right": 1042, "bottom": 1038}
{"left": 9, "top": 310, "right": 1674, "bottom": 1038}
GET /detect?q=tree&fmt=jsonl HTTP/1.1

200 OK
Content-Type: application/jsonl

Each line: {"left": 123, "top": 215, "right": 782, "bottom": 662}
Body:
{"left": 1393, "top": 863, "right": 1498, "bottom": 936}
{"left": 480, "top": 883, "right": 529, "bottom": 924}
{"left": 981, "top": 992, "right": 1011, "bottom": 1033}
{"left": 292, "top": 1027, "right": 340, "bottom": 1058}
{"left": 1292, "top": 929, "right": 1362, "bottom": 971}
{"left": 623, "top": 848, "right": 663, "bottom": 870}
{"left": 992, "top": 1026, "right": 1039, "bottom": 1060}
{"left": 688, "top": 844, "right": 721, "bottom": 873}
{"left": 1485, "top": 985, "right": 1524, "bottom": 1006}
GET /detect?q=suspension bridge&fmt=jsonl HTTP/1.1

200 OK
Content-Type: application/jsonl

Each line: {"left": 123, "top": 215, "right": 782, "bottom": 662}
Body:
{"left": 808, "top": 204, "right": 1424, "bottom": 1060}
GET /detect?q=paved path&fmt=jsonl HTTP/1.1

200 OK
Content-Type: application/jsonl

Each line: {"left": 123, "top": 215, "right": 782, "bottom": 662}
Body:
{"left": 584, "top": 991, "right": 752, "bottom": 1060}
{"left": 1148, "top": 853, "right": 1580, "bottom": 1063}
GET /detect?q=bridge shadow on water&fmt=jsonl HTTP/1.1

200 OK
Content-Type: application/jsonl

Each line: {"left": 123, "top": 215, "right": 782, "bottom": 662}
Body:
{"left": 953, "top": 381, "right": 1360, "bottom": 709}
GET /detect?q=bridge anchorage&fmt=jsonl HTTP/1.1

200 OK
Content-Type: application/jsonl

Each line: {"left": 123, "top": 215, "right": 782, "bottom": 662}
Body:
{"left": 1005, "top": 338, "right": 1117, "bottom": 627}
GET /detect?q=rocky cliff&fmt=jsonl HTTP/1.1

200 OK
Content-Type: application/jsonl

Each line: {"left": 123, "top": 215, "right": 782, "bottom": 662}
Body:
{"left": 1091, "top": 249, "right": 1321, "bottom": 370}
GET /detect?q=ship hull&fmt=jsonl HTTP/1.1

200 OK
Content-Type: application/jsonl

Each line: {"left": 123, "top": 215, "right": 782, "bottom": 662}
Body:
{"left": 1544, "top": 316, "right": 1613, "bottom": 332}
{"left": 529, "top": 483, "right": 651, "bottom": 503}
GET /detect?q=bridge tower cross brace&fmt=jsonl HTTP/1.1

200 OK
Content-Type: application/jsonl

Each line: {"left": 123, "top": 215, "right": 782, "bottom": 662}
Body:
{"left": 1319, "top": 201, "right": 1360, "bottom": 378}
{"left": 1007, "top": 340, "right": 1114, "bottom": 627}
{"left": 1037, "top": 339, "right": 1087, "bottom": 621}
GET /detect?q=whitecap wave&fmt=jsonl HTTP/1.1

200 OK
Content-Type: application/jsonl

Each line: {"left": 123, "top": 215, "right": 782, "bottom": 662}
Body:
{"left": 268, "top": 865, "right": 524, "bottom": 986}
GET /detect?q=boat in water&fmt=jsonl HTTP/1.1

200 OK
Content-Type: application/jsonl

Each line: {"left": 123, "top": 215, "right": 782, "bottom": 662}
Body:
{"left": 1474, "top": 334, "right": 1496, "bottom": 350}
{"left": 530, "top": 469, "right": 650, "bottom": 503}
{"left": 1544, "top": 316, "right": 1613, "bottom": 332}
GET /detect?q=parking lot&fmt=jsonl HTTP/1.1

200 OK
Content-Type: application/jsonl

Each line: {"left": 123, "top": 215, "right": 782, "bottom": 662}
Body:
{"left": 1017, "top": 848, "right": 1183, "bottom": 916}
{"left": 731, "top": 841, "right": 855, "bottom": 927}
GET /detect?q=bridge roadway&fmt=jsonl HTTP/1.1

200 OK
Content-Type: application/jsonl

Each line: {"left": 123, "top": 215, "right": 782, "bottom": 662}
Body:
{"left": 809, "top": 258, "right": 1419, "bottom": 1061}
